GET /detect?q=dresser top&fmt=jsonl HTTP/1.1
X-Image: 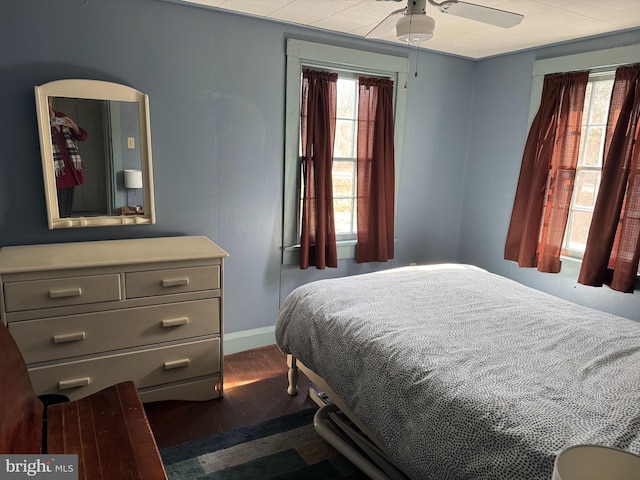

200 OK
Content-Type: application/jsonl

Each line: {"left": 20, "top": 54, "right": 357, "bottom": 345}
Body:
{"left": 0, "top": 236, "right": 228, "bottom": 273}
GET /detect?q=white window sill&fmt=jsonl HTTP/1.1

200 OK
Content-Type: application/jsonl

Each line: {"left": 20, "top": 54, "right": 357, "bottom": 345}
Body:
{"left": 282, "top": 240, "right": 356, "bottom": 265}
{"left": 560, "top": 255, "right": 640, "bottom": 290}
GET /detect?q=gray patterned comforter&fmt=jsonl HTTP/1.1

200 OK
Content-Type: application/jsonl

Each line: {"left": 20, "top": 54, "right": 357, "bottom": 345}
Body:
{"left": 275, "top": 265, "right": 640, "bottom": 480}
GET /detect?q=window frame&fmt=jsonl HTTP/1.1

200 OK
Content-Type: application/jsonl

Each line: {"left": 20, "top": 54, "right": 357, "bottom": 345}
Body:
{"left": 526, "top": 44, "right": 640, "bottom": 274}
{"left": 282, "top": 39, "right": 408, "bottom": 265}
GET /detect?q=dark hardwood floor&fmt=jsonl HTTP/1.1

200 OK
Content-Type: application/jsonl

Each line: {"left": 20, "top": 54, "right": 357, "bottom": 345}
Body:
{"left": 144, "top": 344, "right": 317, "bottom": 449}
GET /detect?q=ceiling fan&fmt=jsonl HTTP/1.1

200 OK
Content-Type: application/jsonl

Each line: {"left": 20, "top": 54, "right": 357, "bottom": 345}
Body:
{"left": 366, "top": 0, "right": 524, "bottom": 43}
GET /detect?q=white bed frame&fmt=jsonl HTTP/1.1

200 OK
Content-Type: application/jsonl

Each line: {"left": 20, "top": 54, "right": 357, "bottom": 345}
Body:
{"left": 286, "top": 354, "right": 410, "bottom": 480}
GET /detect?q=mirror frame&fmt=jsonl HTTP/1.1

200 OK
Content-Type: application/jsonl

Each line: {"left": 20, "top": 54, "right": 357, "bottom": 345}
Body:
{"left": 35, "top": 79, "right": 156, "bottom": 229}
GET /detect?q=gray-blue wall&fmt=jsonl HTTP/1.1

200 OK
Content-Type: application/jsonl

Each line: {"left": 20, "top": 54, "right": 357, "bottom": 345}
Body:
{"left": 0, "top": 0, "right": 637, "bottom": 337}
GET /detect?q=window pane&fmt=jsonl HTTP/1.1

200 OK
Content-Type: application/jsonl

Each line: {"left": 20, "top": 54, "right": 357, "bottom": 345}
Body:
{"left": 581, "top": 126, "right": 605, "bottom": 167}
{"left": 332, "top": 160, "right": 354, "bottom": 198}
{"left": 336, "top": 78, "right": 356, "bottom": 118}
{"left": 567, "top": 211, "right": 593, "bottom": 252}
{"left": 589, "top": 79, "right": 614, "bottom": 124}
{"left": 334, "top": 198, "right": 354, "bottom": 234}
{"left": 334, "top": 119, "right": 355, "bottom": 158}
{"left": 574, "top": 170, "right": 600, "bottom": 208}
{"left": 581, "top": 82, "right": 592, "bottom": 126}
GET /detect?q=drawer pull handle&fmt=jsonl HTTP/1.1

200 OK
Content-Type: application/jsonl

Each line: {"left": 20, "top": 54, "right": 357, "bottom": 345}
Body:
{"left": 53, "top": 332, "right": 86, "bottom": 344}
{"left": 164, "top": 359, "right": 190, "bottom": 370}
{"left": 58, "top": 377, "right": 91, "bottom": 390}
{"left": 162, "top": 317, "right": 189, "bottom": 328}
{"left": 161, "top": 278, "right": 189, "bottom": 287}
{"left": 49, "top": 287, "right": 82, "bottom": 299}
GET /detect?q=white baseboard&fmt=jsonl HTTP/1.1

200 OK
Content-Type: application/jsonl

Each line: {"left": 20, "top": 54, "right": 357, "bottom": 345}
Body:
{"left": 223, "top": 326, "right": 276, "bottom": 355}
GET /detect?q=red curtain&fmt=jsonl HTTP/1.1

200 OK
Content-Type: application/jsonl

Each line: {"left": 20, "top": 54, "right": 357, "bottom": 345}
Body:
{"left": 578, "top": 64, "right": 640, "bottom": 292}
{"left": 356, "top": 77, "right": 395, "bottom": 263}
{"left": 299, "top": 69, "right": 338, "bottom": 269}
{"left": 504, "top": 71, "right": 589, "bottom": 272}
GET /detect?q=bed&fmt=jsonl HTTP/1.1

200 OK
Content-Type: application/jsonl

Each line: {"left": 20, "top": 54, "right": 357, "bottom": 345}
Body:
{"left": 275, "top": 264, "right": 640, "bottom": 480}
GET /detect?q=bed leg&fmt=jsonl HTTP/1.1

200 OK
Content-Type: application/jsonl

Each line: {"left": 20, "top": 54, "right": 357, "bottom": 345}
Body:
{"left": 286, "top": 354, "right": 299, "bottom": 396}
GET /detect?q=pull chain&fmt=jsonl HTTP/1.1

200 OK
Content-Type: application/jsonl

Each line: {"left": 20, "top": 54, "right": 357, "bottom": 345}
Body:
{"left": 403, "top": 13, "right": 421, "bottom": 89}
{"left": 404, "top": 39, "right": 410, "bottom": 89}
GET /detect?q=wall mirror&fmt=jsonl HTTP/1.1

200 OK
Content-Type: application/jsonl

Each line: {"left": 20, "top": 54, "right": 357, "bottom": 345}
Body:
{"left": 35, "top": 79, "right": 155, "bottom": 229}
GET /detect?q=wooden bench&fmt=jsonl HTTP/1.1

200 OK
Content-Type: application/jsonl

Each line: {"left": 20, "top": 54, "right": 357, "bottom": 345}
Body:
{"left": 0, "top": 320, "right": 167, "bottom": 480}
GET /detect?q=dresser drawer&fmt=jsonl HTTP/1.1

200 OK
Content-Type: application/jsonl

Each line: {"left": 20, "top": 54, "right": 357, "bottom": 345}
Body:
{"left": 10, "top": 298, "right": 220, "bottom": 364}
{"left": 3, "top": 274, "right": 121, "bottom": 312}
{"left": 125, "top": 266, "right": 220, "bottom": 298}
{"left": 139, "top": 376, "right": 220, "bottom": 402}
{"left": 28, "top": 337, "right": 220, "bottom": 400}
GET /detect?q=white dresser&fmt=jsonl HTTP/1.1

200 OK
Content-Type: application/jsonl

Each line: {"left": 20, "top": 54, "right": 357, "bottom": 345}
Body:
{"left": 0, "top": 236, "right": 228, "bottom": 403}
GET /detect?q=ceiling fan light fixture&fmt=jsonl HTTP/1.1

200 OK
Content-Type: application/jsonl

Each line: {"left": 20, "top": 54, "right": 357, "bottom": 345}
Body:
{"left": 396, "top": 14, "right": 435, "bottom": 43}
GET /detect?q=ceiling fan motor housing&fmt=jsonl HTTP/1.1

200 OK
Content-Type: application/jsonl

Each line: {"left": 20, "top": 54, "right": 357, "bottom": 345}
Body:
{"left": 397, "top": 0, "right": 434, "bottom": 43}
{"left": 396, "top": 14, "right": 435, "bottom": 42}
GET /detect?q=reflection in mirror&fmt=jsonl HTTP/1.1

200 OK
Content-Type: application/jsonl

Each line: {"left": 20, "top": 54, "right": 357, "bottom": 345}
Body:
{"left": 35, "top": 80, "right": 155, "bottom": 229}
{"left": 49, "top": 97, "right": 142, "bottom": 218}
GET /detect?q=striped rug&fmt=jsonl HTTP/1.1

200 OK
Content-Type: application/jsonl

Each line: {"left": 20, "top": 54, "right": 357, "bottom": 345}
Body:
{"left": 160, "top": 407, "right": 368, "bottom": 479}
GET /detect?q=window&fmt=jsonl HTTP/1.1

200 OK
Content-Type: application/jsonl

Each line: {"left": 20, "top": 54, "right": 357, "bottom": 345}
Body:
{"left": 562, "top": 74, "right": 614, "bottom": 257}
{"left": 561, "top": 72, "right": 640, "bottom": 277}
{"left": 332, "top": 77, "right": 358, "bottom": 240}
{"left": 525, "top": 44, "right": 640, "bottom": 279}
{"left": 297, "top": 76, "right": 359, "bottom": 241}
{"left": 283, "top": 39, "right": 408, "bottom": 265}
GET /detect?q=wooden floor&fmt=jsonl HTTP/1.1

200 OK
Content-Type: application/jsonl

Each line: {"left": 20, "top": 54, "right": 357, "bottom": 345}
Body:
{"left": 144, "top": 344, "right": 316, "bottom": 449}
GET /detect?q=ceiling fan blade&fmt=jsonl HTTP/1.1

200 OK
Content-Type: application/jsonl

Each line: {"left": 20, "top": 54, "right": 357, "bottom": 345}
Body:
{"left": 365, "top": 8, "right": 405, "bottom": 38}
{"left": 439, "top": 1, "right": 523, "bottom": 28}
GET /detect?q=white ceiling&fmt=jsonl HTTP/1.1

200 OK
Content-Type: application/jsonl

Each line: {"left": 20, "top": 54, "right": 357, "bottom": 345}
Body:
{"left": 173, "top": 0, "right": 640, "bottom": 59}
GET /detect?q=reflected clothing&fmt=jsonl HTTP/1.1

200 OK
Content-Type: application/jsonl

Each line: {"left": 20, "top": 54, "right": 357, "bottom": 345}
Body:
{"left": 57, "top": 187, "right": 75, "bottom": 218}
{"left": 51, "top": 111, "right": 87, "bottom": 189}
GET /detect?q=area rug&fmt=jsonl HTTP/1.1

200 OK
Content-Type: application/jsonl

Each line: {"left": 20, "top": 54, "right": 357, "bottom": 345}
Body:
{"left": 160, "top": 407, "right": 369, "bottom": 479}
